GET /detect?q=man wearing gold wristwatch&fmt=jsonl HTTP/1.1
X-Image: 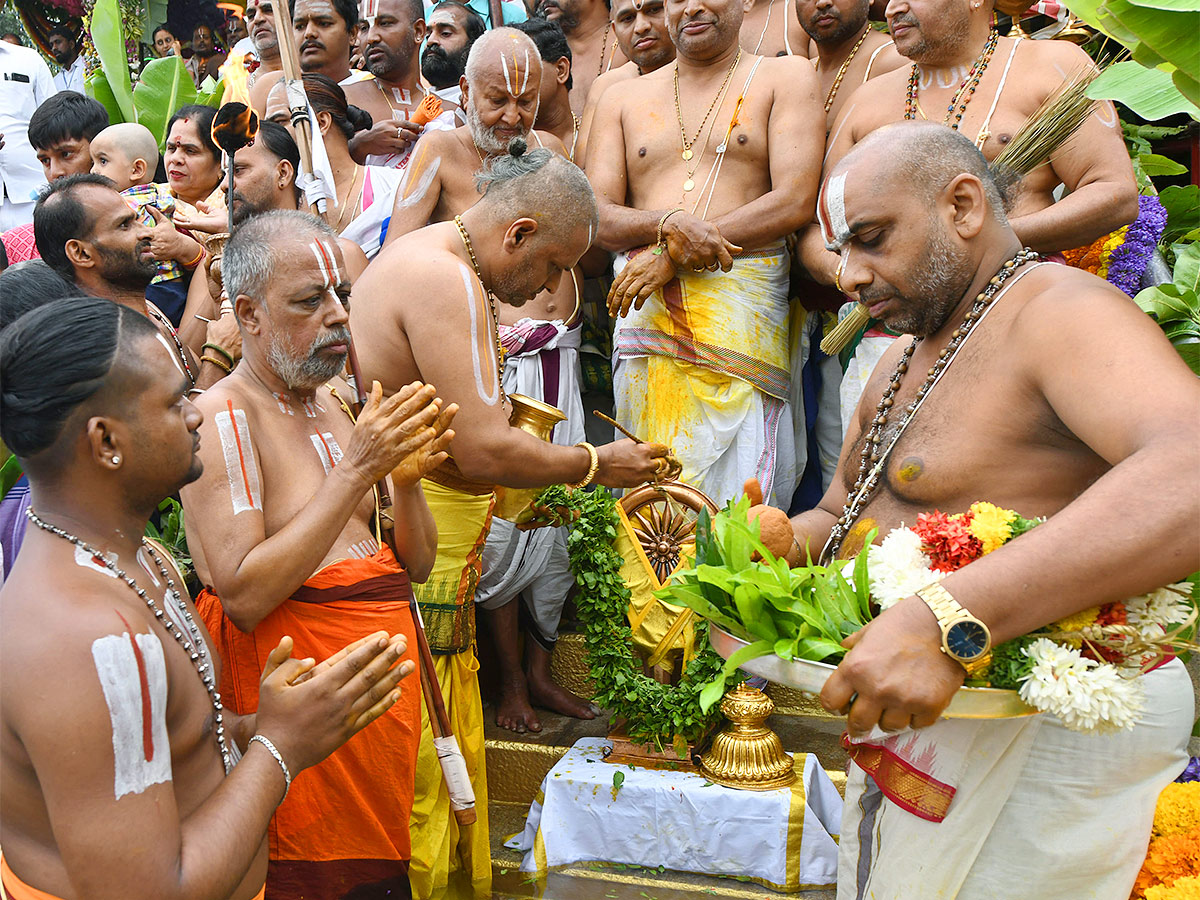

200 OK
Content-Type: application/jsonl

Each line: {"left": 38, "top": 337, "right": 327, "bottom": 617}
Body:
{"left": 352, "top": 144, "right": 668, "bottom": 898}
{"left": 754, "top": 123, "right": 1198, "bottom": 898}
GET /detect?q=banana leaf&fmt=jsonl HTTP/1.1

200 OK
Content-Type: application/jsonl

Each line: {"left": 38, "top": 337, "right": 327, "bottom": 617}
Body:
{"left": 85, "top": 70, "right": 126, "bottom": 125}
{"left": 90, "top": 0, "right": 135, "bottom": 122}
{"left": 1089, "top": 61, "right": 1200, "bottom": 121}
{"left": 134, "top": 57, "right": 200, "bottom": 151}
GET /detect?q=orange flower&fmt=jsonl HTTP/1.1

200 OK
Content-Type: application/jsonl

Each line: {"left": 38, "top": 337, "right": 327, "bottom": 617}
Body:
{"left": 1133, "top": 831, "right": 1200, "bottom": 897}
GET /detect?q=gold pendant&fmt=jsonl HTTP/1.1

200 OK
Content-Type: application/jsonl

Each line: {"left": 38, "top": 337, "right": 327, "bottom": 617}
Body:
{"left": 682, "top": 148, "right": 693, "bottom": 161}
{"left": 683, "top": 178, "right": 695, "bottom": 192}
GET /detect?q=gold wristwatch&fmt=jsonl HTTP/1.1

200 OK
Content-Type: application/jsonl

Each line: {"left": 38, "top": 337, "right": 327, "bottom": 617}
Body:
{"left": 916, "top": 583, "right": 992, "bottom": 677}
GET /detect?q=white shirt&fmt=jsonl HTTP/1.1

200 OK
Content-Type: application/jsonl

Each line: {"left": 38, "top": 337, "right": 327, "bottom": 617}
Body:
{"left": 53, "top": 56, "right": 86, "bottom": 94}
{"left": 0, "top": 42, "right": 55, "bottom": 206}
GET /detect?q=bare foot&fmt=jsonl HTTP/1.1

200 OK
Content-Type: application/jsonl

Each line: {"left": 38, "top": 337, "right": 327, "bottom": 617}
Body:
{"left": 495, "top": 678, "right": 542, "bottom": 733}
{"left": 528, "top": 675, "right": 600, "bottom": 720}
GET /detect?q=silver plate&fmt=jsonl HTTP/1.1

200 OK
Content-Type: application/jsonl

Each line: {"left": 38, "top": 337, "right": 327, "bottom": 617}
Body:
{"left": 708, "top": 624, "right": 1039, "bottom": 719}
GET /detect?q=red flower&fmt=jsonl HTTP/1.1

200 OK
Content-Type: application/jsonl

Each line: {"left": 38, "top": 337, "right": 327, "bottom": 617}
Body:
{"left": 913, "top": 511, "right": 983, "bottom": 573}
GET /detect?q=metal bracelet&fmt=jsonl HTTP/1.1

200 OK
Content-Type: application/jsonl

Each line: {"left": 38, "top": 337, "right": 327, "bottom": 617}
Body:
{"left": 249, "top": 734, "right": 292, "bottom": 799}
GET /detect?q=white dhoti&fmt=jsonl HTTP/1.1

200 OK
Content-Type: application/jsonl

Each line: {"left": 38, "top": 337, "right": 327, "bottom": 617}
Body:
{"left": 838, "top": 658, "right": 1194, "bottom": 900}
{"left": 474, "top": 318, "right": 584, "bottom": 646}
{"left": 612, "top": 243, "right": 797, "bottom": 508}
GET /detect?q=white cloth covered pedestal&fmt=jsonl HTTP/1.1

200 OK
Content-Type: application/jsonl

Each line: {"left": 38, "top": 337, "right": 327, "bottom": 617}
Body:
{"left": 507, "top": 737, "right": 842, "bottom": 891}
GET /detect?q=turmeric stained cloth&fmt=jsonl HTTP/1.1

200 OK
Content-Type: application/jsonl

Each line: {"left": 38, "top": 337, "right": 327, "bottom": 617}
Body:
{"left": 613, "top": 242, "right": 797, "bottom": 508}
{"left": 196, "top": 546, "right": 421, "bottom": 900}
{"left": 407, "top": 477, "right": 494, "bottom": 899}
{"left": 0, "top": 856, "right": 267, "bottom": 900}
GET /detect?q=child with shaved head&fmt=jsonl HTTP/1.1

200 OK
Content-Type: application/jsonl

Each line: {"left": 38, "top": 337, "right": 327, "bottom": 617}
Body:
{"left": 90, "top": 122, "right": 206, "bottom": 326}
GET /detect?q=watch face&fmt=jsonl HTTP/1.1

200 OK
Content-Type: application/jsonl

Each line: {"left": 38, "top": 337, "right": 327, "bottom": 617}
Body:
{"left": 946, "top": 620, "right": 989, "bottom": 660}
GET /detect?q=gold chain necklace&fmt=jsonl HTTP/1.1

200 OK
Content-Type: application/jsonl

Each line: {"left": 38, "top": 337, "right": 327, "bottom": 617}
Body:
{"left": 674, "top": 48, "right": 742, "bottom": 163}
{"left": 333, "top": 164, "right": 364, "bottom": 231}
{"left": 453, "top": 215, "right": 507, "bottom": 404}
{"left": 822, "top": 27, "right": 870, "bottom": 113}
{"left": 597, "top": 21, "right": 611, "bottom": 78}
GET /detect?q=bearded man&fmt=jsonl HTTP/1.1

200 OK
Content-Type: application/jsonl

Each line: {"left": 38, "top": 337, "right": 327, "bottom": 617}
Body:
{"left": 181, "top": 210, "right": 455, "bottom": 900}
{"left": 247, "top": 0, "right": 286, "bottom": 115}
{"left": 538, "top": 0, "right": 628, "bottom": 113}
{"left": 421, "top": 0, "right": 485, "bottom": 120}
{"left": 575, "top": 0, "right": 675, "bottom": 166}
{"left": 587, "top": 0, "right": 824, "bottom": 507}
{"left": 345, "top": 0, "right": 457, "bottom": 168}
{"left": 382, "top": 28, "right": 567, "bottom": 238}
{"left": 33, "top": 174, "right": 238, "bottom": 392}
{"left": 1, "top": 295, "right": 416, "bottom": 900}
{"left": 797, "top": 0, "right": 901, "bottom": 128}
{"left": 47, "top": 24, "right": 84, "bottom": 93}
{"left": 800, "top": 0, "right": 1138, "bottom": 426}
{"left": 353, "top": 146, "right": 668, "bottom": 898}
{"left": 226, "top": 120, "right": 369, "bottom": 280}
{"left": 755, "top": 121, "right": 1198, "bottom": 899}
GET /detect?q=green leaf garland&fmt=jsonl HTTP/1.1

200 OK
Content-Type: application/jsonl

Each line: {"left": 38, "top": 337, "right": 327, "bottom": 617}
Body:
{"left": 535, "top": 484, "right": 725, "bottom": 752}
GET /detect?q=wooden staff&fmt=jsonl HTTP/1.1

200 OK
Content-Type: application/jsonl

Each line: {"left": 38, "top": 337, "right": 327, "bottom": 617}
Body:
{"left": 275, "top": 0, "right": 476, "bottom": 825}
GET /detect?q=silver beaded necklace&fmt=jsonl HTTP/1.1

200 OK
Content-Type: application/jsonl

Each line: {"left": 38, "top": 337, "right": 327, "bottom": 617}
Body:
{"left": 25, "top": 508, "right": 233, "bottom": 775}
{"left": 820, "top": 248, "right": 1042, "bottom": 564}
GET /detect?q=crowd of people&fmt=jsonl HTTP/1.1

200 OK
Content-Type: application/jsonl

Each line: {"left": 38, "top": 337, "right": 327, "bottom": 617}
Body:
{"left": 0, "top": 0, "right": 1196, "bottom": 898}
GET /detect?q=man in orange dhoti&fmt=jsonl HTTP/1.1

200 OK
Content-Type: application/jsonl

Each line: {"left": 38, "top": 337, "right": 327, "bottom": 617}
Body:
{"left": 182, "top": 211, "right": 457, "bottom": 899}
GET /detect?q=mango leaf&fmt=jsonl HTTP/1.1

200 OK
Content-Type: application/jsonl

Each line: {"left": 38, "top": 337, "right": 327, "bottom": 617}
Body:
{"left": 0, "top": 455, "right": 22, "bottom": 499}
{"left": 85, "top": 71, "right": 125, "bottom": 125}
{"left": 698, "top": 640, "right": 774, "bottom": 712}
{"left": 1134, "top": 282, "right": 1198, "bottom": 321}
{"left": 134, "top": 57, "right": 199, "bottom": 151}
{"left": 90, "top": 0, "right": 135, "bottom": 122}
{"left": 1139, "top": 153, "right": 1189, "bottom": 176}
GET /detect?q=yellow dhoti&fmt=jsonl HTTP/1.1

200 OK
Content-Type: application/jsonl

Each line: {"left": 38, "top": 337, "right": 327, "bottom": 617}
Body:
{"left": 613, "top": 243, "right": 796, "bottom": 508}
{"left": 407, "top": 477, "right": 494, "bottom": 899}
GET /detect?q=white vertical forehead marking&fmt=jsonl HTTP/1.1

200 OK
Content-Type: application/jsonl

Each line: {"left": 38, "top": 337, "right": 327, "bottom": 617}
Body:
{"left": 821, "top": 172, "right": 851, "bottom": 249}
{"left": 501, "top": 52, "right": 515, "bottom": 96}
{"left": 460, "top": 264, "right": 499, "bottom": 406}
{"left": 92, "top": 631, "right": 172, "bottom": 799}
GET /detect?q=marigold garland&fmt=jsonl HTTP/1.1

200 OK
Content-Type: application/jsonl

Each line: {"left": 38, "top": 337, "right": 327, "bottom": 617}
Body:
{"left": 1134, "top": 778, "right": 1200, "bottom": 898}
{"left": 535, "top": 485, "right": 725, "bottom": 752}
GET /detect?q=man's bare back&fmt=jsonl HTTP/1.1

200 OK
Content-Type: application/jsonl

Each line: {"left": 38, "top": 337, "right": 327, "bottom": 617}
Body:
{"left": 385, "top": 126, "right": 575, "bottom": 322}
{"left": 827, "top": 37, "right": 1132, "bottom": 236}
{"left": 1, "top": 541, "right": 266, "bottom": 900}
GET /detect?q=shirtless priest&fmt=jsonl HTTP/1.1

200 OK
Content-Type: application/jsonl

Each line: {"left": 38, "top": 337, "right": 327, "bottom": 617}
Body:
{"left": 351, "top": 144, "right": 667, "bottom": 897}
{"left": 181, "top": 211, "right": 456, "bottom": 900}
{"left": 587, "top": 0, "right": 825, "bottom": 507}
{"left": 0, "top": 296, "right": 417, "bottom": 900}
{"left": 757, "top": 122, "right": 1198, "bottom": 899}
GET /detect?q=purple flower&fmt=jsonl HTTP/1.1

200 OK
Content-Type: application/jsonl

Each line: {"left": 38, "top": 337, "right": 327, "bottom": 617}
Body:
{"left": 1107, "top": 194, "right": 1168, "bottom": 297}
{"left": 1178, "top": 756, "right": 1200, "bottom": 783}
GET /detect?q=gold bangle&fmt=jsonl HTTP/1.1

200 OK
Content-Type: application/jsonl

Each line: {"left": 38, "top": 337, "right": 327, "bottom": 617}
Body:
{"left": 200, "top": 354, "right": 232, "bottom": 374}
{"left": 567, "top": 441, "right": 599, "bottom": 490}
{"left": 201, "top": 342, "right": 235, "bottom": 366}
{"left": 656, "top": 207, "right": 684, "bottom": 247}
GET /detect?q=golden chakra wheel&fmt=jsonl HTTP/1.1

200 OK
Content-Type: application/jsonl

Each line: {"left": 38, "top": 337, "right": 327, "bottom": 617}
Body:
{"left": 619, "top": 481, "right": 718, "bottom": 583}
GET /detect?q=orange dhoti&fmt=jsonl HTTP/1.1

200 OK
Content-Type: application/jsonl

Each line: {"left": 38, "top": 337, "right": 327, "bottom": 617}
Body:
{"left": 197, "top": 547, "right": 421, "bottom": 900}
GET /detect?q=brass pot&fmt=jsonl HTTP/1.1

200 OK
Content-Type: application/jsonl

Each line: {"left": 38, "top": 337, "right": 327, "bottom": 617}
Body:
{"left": 493, "top": 393, "right": 567, "bottom": 524}
{"left": 699, "top": 683, "right": 796, "bottom": 791}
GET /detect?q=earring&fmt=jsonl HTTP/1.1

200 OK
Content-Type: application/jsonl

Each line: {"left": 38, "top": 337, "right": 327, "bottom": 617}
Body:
{"left": 111, "top": 455, "right": 122, "bottom": 466}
